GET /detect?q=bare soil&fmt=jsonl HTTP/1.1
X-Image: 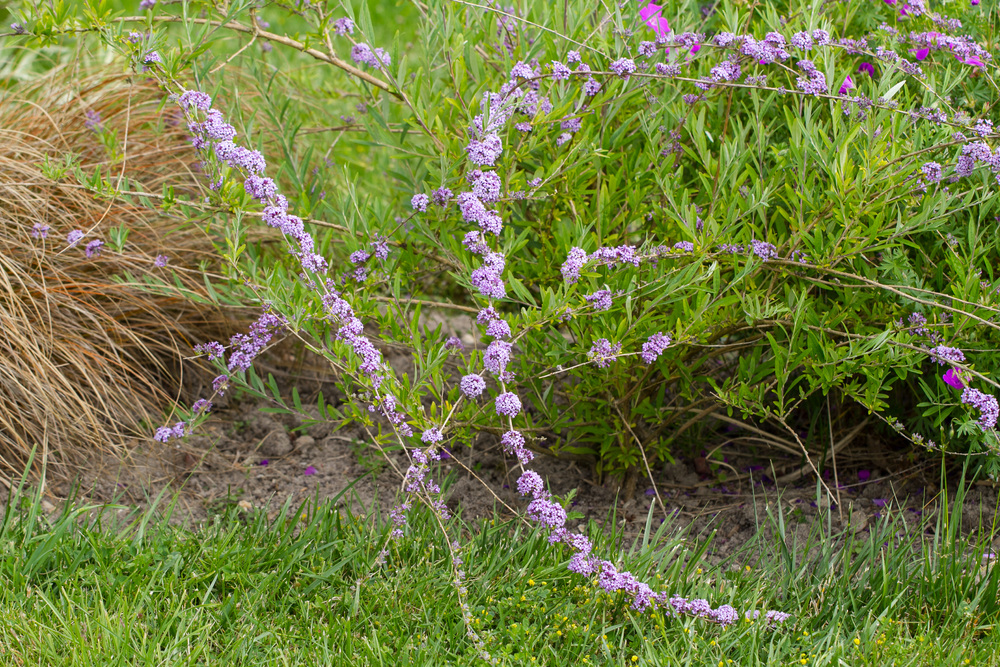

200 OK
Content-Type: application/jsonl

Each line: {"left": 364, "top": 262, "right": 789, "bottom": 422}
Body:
{"left": 40, "top": 368, "right": 1000, "bottom": 563}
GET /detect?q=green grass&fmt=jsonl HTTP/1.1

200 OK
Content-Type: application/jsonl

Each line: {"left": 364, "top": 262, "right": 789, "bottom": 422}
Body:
{"left": 1, "top": 474, "right": 998, "bottom": 666}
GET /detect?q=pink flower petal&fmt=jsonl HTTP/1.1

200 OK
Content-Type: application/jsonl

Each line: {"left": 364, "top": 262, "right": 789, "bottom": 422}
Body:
{"left": 858, "top": 62, "right": 876, "bottom": 78}
{"left": 638, "top": 3, "right": 671, "bottom": 38}
{"left": 943, "top": 368, "right": 965, "bottom": 389}
{"left": 910, "top": 48, "right": 929, "bottom": 61}
{"left": 304, "top": 465, "right": 317, "bottom": 475}
{"left": 839, "top": 75, "right": 855, "bottom": 94}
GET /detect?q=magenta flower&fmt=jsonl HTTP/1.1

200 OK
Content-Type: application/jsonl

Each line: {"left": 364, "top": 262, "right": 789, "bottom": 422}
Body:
{"left": 972, "top": 0, "right": 980, "bottom": 5}
{"left": 910, "top": 48, "right": 929, "bottom": 61}
{"left": 956, "top": 54, "right": 985, "bottom": 67}
{"left": 304, "top": 465, "right": 317, "bottom": 475}
{"left": 883, "top": 0, "right": 896, "bottom": 4}
{"left": 858, "top": 62, "right": 876, "bottom": 78}
{"left": 941, "top": 368, "right": 965, "bottom": 389}
{"left": 638, "top": 2, "right": 671, "bottom": 38}
{"left": 259, "top": 459, "right": 269, "bottom": 466}
{"left": 858, "top": 470, "right": 871, "bottom": 482}
{"left": 839, "top": 75, "right": 855, "bottom": 94}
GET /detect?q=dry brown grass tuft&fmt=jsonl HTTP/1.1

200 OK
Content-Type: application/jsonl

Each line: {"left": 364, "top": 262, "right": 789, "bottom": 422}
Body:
{"left": 0, "top": 67, "right": 241, "bottom": 488}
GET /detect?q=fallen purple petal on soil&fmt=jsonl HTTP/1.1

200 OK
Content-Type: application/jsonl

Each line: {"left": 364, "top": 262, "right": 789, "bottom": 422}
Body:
{"left": 304, "top": 465, "right": 317, "bottom": 475}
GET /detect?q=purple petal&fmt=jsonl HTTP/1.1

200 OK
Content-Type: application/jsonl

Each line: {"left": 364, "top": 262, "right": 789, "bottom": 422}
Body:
{"left": 873, "top": 499, "right": 888, "bottom": 507}
{"left": 911, "top": 48, "right": 930, "bottom": 61}
{"left": 943, "top": 368, "right": 965, "bottom": 389}
{"left": 259, "top": 459, "right": 269, "bottom": 466}
{"left": 858, "top": 470, "right": 871, "bottom": 482}
{"left": 304, "top": 465, "right": 317, "bottom": 476}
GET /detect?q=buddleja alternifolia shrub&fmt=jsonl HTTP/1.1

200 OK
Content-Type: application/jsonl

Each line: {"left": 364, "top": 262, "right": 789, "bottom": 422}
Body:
{"left": 12, "top": 0, "right": 999, "bottom": 645}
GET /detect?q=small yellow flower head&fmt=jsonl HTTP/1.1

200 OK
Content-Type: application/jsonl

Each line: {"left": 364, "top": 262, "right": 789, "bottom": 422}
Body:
{"left": 631, "top": 657, "right": 638, "bottom": 663}
{"left": 854, "top": 638, "right": 860, "bottom": 646}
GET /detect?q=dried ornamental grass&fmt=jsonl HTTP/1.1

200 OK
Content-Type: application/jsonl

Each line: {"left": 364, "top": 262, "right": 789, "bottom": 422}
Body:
{"left": 0, "top": 67, "right": 238, "bottom": 487}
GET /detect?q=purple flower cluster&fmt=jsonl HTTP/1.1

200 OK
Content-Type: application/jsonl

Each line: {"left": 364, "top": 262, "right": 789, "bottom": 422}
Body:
{"left": 153, "top": 421, "right": 186, "bottom": 443}
{"left": 906, "top": 30, "right": 990, "bottom": 66}
{"left": 654, "top": 63, "right": 681, "bottom": 78}
{"left": 587, "top": 338, "right": 622, "bottom": 368}
{"left": 66, "top": 229, "right": 84, "bottom": 247}
{"left": 486, "top": 318, "right": 511, "bottom": 339}
{"left": 750, "top": 239, "right": 778, "bottom": 260}
{"left": 791, "top": 32, "right": 813, "bottom": 51}
{"left": 421, "top": 427, "right": 444, "bottom": 444}
{"left": 962, "top": 387, "right": 999, "bottom": 430}
{"left": 501, "top": 430, "right": 533, "bottom": 464}
{"left": 921, "top": 161, "right": 942, "bottom": 182}
{"left": 470, "top": 171, "right": 502, "bottom": 202}
{"left": 457, "top": 192, "right": 503, "bottom": 236}
{"left": 609, "top": 58, "right": 636, "bottom": 80}
{"left": 333, "top": 17, "right": 354, "bottom": 36}
{"left": 515, "top": 471, "right": 784, "bottom": 621}
{"left": 85, "top": 239, "right": 104, "bottom": 259}
{"left": 928, "top": 345, "right": 965, "bottom": 365}
{"left": 584, "top": 289, "right": 613, "bottom": 311}
{"left": 495, "top": 391, "right": 522, "bottom": 417}
{"left": 84, "top": 109, "right": 102, "bottom": 132}
{"left": 411, "top": 193, "right": 430, "bottom": 212}
{"left": 461, "top": 373, "right": 486, "bottom": 398}
{"left": 746, "top": 610, "right": 793, "bottom": 625}
{"left": 471, "top": 252, "right": 507, "bottom": 299}
{"left": 550, "top": 61, "right": 571, "bottom": 81}
{"left": 562, "top": 245, "right": 652, "bottom": 284}
{"left": 351, "top": 43, "right": 391, "bottom": 71}
{"left": 710, "top": 59, "right": 741, "bottom": 83}
{"left": 795, "top": 60, "right": 827, "bottom": 96}
{"left": 484, "top": 341, "right": 513, "bottom": 380}
{"left": 466, "top": 134, "right": 504, "bottom": 166}
{"left": 226, "top": 309, "right": 286, "bottom": 373}
{"left": 641, "top": 332, "right": 672, "bottom": 364}
{"left": 463, "top": 231, "right": 489, "bottom": 255}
